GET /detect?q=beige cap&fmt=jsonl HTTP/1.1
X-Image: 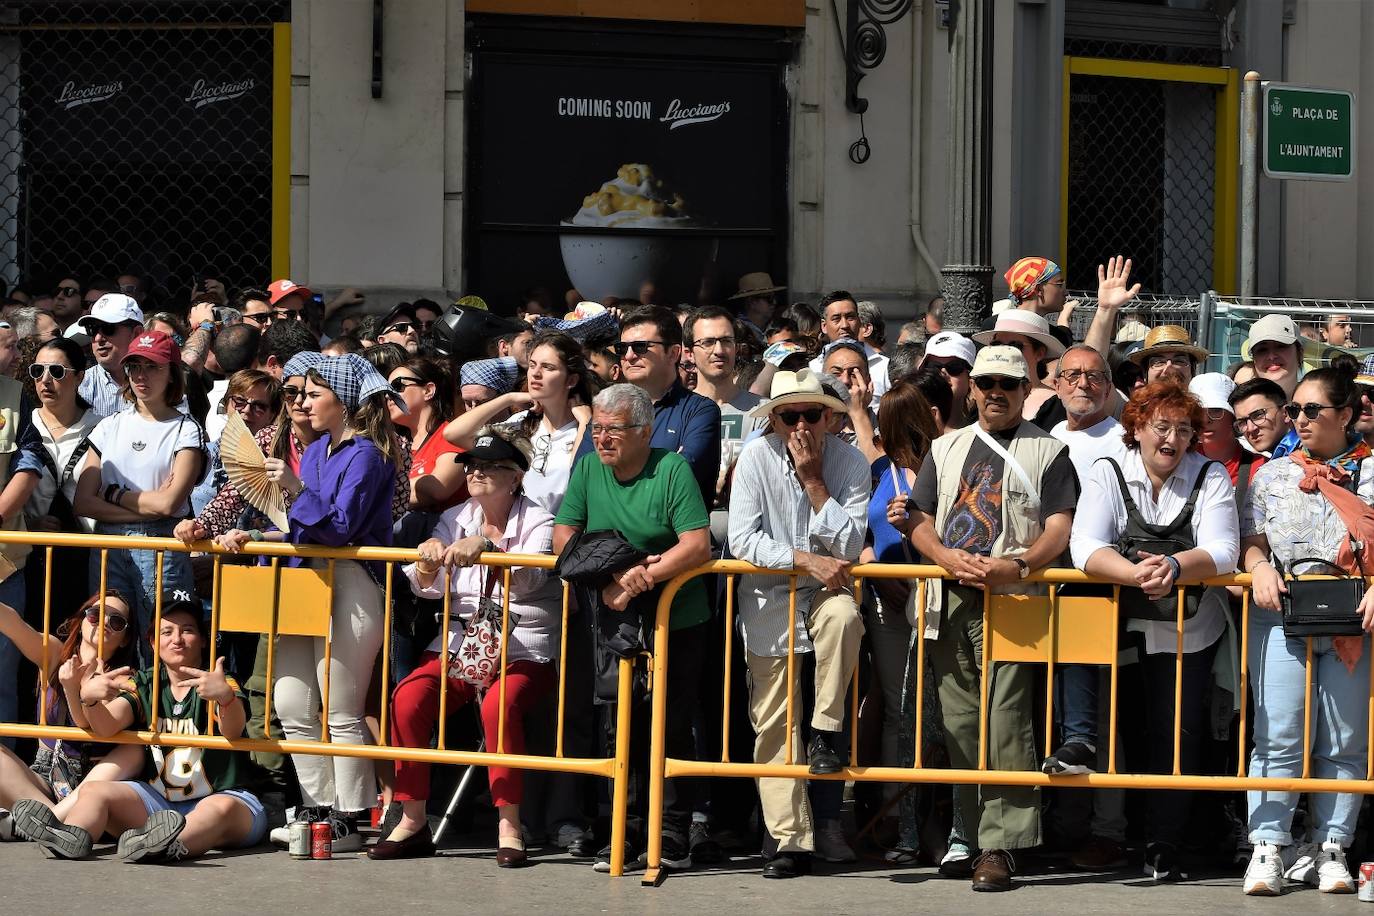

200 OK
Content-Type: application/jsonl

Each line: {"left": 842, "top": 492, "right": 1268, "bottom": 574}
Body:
{"left": 970, "top": 345, "right": 1030, "bottom": 380}
{"left": 1247, "top": 314, "right": 1299, "bottom": 348}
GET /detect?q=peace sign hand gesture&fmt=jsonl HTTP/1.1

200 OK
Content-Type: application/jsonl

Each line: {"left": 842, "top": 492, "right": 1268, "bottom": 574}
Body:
{"left": 182, "top": 657, "right": 236, "bottom": 706}
{"left": 80, "top": 659, "right": 134, "bottom": 706}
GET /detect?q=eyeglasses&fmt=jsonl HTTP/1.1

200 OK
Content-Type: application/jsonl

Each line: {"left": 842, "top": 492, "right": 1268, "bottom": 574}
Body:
{"left": 383, "top": 322, "right": 415, "bottom": 336}
{"left": 1147, "top": 354, "right": 1193, "bottom": 370}
{"left": 927, "top": 359, "right": 970, "bottom": 376}
{"left": 692, "top": 336, "right": 736, "bottom": 351}
{"left": 271, "top": 309, "right": 302, "bottom": 321}
{"left": 1232, "top": 407, "right": 1276, "bottom": 434}
{"left": 123, "top": 361, "right": 165, "bottom": 377}
{"left": 242, "top": 312, "right": 272, "bottom": 326}
{"left": 1057, "top": 369, "right": 1108, "bottom": 386}
{"left": 1285, "top": 402, "right": 1340, "bottom": 421}
{"left": 465, "top": 460, "right": 519, "bottom": 475}
{"left": 1148, "top": 422, "right": 1194, "bottom": 440}
{"left": 1204, "top": 408, "right": 1231, "bottom": 422}
{"left": 776, "top": 407, "right": 825, "bottom": 426}
{"left": 390, "top": 377, "right": 425, "bottom": 393}
{"left": 974, "top": 377, "right": 1024, "bottom": 392}
{"left": 55, "top": 286, "right": 79, "bottom": 297}
{"left": 281, "top": 385, "right": 306, "bottom": 403}
{"left": 612, "top": 340, "right": 667, "bottom": 359}
{"left": 591, "top": 422, "right": 645, "bottom": 439}
{"left": 230, "top": 395, "right": 271, "bottom": 414}
{"left": 84, "top": 607, "right": 128, "bottom": 632}
{"left": 28, "top": 363, "right": 71, "bottom": 381}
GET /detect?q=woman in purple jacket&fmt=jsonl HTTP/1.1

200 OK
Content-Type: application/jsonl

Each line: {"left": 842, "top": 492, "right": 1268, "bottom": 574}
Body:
{"left": 260, "top": 353, "right": 403, "bottom": 852}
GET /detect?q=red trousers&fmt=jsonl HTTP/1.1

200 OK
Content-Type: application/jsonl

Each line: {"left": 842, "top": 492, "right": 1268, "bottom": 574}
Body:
{"left": 390, "top": 651, "right": 556, "bottom": 808}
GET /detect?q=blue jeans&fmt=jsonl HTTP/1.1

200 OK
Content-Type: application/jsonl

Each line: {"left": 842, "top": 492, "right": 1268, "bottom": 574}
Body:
{"left": 1247, "top": 612, "right": 1370, "bottom": 847}
{"left": 92, "top": 520, "right": 196, "bottom": 663}
{"left": 0, "top": 572, "right": 25, "bottom": 750}
{"left": 1056, "top": 664, "right": 1098, "bottom": 748}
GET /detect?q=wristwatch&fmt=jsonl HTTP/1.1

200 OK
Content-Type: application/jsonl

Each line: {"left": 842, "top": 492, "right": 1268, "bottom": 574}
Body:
{"left": 1013, "top": 558, "right": 1030, "bottom": 579}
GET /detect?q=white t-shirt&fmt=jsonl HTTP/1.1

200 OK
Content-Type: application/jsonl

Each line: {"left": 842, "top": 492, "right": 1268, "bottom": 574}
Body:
{"left": 26, "top": 409, "right": 101, "bottom": 533}
{"left": 204, "top": 378, "right": 231, "bottom": 444}
{"left": 507, "top": 409, "right": 580, "bottom": 514}
{"left": 89, "top": 408, "right": 207, "bottom": 517}
{"left": 1050, "top": 416, "right": 1127, "bottom": 483}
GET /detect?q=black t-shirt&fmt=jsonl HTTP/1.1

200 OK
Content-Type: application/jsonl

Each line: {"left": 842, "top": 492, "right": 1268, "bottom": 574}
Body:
{"left": 912, "top": 423, "right": 1078, "bottom": 552}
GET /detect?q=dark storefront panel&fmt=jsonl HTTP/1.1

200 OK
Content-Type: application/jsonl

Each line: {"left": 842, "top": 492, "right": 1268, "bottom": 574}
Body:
{"left": 468, "top": 20, "right": 792, "bottom": 311}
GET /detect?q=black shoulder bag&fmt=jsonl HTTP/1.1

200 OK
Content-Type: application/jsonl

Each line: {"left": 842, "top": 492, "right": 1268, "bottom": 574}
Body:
{"left": 1279, "top": 465, "right": 1368, "bottom": 638}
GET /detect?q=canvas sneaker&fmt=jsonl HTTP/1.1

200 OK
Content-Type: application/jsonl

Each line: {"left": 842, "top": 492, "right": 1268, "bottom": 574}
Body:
{"left": 1243, "top": 842, "right": 1284, "bottom": 896}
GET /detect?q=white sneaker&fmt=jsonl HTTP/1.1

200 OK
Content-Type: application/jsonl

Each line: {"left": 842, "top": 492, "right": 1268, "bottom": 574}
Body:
{"left": 0, "top": 807, "right": 13, "bottom": 842}
{"left": 814, "top": 819, "right": 856, "bottom": 863}
{"left": 1313, "top": 842, "right": 1355, "bottom": 893}
{"left": 1243, "top": 843, "right": 1284, "bottom": 896}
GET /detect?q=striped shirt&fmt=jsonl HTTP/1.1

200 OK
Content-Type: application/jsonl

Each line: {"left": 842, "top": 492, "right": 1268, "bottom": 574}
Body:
{"left": 727, "top": 432, "right": 870, "bottom": 656}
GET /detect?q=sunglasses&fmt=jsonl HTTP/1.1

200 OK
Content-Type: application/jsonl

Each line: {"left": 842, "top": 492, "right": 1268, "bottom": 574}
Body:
{"left": 123, "top": 361, "right": 165, "bottom": 377}
{"left": 271, "top": 309, "right": 302, "bottom": 321}
{"left": 383, "top": 322, "right": 415, "bottom": 336}
{"left": 390, "top": 376, "right": 425, "bottom": 393}
{"left": 84, "top": 607, "right": 129, "bottom": 632}
{"left": 242, "top": 312, "right": 272, "bottom": 326}
{"left": 230, "top": 395, "right": 271, "bottom": 413}
{"left": 776, "top": 407, "right": 825, "bottom": 426}
{"left": 465, "top": 459, "right": 519, "bottom": 475}
{"left": 927, "top": 359, "right": 970, "bottom": 376}
{"left": 974, "top": 377, "right": 1024, "bottom": 392}
{"left": 55, "top": 286, "right": 79, "bottom": 297}
{"left": 28, "top": 362, "right": 72, "bottom": 381}
{"left": 612, "top": 340, "right": 666, "bottom": 358}
{"left": 88, "top": 321, "right": 128, "bottom": 338}
{"left": 281, "top": 385, "right": 306, "bottom": 403}
{"left": 1284, "top": 402, "right": 1340, "bottom": 421}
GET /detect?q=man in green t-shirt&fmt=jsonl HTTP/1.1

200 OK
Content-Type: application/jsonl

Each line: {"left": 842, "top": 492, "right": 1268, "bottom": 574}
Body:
{"left": 10, "top": 601, "right": 267, "bottom": 862}
{"left": 554, "top": 383, "right": 711, "bottom": 873}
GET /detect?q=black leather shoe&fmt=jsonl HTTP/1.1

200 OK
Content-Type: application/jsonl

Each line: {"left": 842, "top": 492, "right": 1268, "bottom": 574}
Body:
{"left": 367, "top": 824, "right": 436, "bottom": 860}
{"left": 807, "top": 732, "right": 843, "bottom": 775}
{"left": 762, "top": 852, "right": 813, "bottom": 879}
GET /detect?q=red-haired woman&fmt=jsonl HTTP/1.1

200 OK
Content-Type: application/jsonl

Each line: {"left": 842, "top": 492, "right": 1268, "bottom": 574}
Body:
{"left": 1069, "top": 381, "right": 1239, "bottom": 882}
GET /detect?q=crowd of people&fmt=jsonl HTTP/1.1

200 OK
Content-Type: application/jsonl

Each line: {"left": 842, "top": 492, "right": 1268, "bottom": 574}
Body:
{"left": 0, "top": 262, "right": 1367, "bottom": 898}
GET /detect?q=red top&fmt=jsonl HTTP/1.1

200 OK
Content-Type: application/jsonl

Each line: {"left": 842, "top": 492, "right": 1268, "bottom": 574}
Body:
{"left": 1222, "top": 451, "right": 1266, "bottom": 487}
{"left": 410, "top": 430, "right": 467, "bottom": 510}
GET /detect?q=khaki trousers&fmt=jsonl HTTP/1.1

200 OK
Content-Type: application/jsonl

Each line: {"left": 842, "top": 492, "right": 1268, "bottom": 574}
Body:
{"left": 746, "top": 589, "right": 864, "bottom": 852}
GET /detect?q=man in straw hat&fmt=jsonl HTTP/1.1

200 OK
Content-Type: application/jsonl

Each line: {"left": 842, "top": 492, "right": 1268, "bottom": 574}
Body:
{"left": 729, "top": 271, "right": 786, "bottom": 339}
{"left": 1128, "top": 325, "right": 1209, "bottom": 387}
{"left": 909, "top": 345, "right": 1077, "bottom": 892}
{"left": 728, "top": 368, "right": 870, "bottom": 879}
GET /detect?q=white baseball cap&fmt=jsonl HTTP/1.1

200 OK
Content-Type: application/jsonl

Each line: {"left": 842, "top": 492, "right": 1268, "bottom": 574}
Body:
{"left": 1247, "top": 314, "right": 1299, "bottom": 348}
{"left": 75, "top": 293, "right": 144, "bottom": 331}
{"left": 1189, "top": 372, "right": 1235, "bottom": 413}
{"left": 923, "top": 331, "right": 976, "bottom": 367}
{"left": 970, "top": 345, "right": 1030, "bottom": 380}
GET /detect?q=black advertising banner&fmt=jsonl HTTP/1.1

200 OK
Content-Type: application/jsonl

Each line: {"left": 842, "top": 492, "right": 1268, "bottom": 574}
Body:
{"left": 472, "top": 48, "right": 785, "bottom": 308}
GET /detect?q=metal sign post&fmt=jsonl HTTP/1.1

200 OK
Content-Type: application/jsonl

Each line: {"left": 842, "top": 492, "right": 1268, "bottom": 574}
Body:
{"left": 1240, "top": 72, "right": 1260, "bottom": 300}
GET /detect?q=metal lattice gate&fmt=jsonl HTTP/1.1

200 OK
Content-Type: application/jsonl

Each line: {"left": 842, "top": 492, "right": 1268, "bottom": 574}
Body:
{"left": 1061, "top": 58, "right": 1238, "bottom": 296}
{"left": 0, "top": 2, "right": 287, "bottom": 302}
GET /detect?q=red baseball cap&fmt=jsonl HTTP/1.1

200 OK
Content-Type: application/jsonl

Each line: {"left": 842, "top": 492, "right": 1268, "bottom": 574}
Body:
{"left": 268, "top": 278, "right": 314, "bottom": 306}
{"left": 121, "top": 329, "right": 182, "bottom": 367}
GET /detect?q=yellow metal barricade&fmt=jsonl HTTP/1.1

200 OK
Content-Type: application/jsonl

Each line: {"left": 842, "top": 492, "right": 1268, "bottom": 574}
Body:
{"left": 641, "top": 560, "right": 1374, "bottom": 887}
{"left": 0, "top": 531, "right": 635, "bottom": 877}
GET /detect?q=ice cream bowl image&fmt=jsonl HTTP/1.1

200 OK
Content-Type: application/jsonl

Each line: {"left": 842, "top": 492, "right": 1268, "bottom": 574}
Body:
{"left": 558, "top": 226, "right": 713, "bottom": 303}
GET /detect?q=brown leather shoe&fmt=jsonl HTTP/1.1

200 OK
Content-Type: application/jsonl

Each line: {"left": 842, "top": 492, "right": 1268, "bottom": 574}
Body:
{"left": 496, "top": 837, "right": 530, "bottom": 868}
{"left": 1071, "top": 835, "right": 1127, "bottom": 870}
{"left": 971, "top": 849, "right": 1016, "bottom": 892}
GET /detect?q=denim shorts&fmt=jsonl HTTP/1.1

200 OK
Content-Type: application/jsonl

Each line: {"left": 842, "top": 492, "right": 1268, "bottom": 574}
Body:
{"left": 127, "top": 781, "right": 267, "bottom": 848}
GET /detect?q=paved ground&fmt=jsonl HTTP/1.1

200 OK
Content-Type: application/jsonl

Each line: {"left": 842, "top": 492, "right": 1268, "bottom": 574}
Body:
{"left": 0, "top": 835, "right": 1360, "bottom": 914}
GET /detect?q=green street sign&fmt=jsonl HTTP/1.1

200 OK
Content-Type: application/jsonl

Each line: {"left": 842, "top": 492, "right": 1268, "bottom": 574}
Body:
{"left": 1263, "top": 83, "right": 1355, "bottom": 180}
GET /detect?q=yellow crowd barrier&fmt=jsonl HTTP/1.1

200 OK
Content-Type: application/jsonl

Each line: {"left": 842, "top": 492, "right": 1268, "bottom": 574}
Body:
{"left": 641, "top": 560, "right": 1374, "bottom": 886}
{"left": 0, "top": 531, "right": 636, "bottom": 877}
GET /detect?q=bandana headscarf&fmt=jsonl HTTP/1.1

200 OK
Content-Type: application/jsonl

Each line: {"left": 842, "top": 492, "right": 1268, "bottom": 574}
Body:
{"left": 460, "top": 356, "right": 519, "bottom": 393}
{"left": 530, "top": 311, "right": 619, "bottom": 342}
{"left": 1288, "top": 437, "right": 1374, "bottom": 672}
{"left": 311, "top": 353, "right": 406, "bottom": 413}
{"left": 1004, "top": 257, "right": 1062, "bottom": 304}
{"left": 281, "top": 350, "right": 325, "bottom": 380}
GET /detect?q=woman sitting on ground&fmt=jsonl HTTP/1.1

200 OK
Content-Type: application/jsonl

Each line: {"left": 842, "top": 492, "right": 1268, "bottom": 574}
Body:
{"left": 0, "top": 590, "right": 141, "bottom": 835}
{"left": 372, "top": 426, "right": 560, "bottom": 867}
{"left": 9, "top": 599, "right": 266, "bottom": 861}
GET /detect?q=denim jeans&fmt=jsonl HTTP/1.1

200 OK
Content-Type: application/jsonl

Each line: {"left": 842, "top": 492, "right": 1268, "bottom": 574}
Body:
{"left": 1247, "top": 612, "right": 1370, "bottom": 847}
{"left": 0, "top": 572, "right": 25, "bottom": 749}
{"left": 92, "top": 519, "right": 196, "bottom": 664}
{"left": 1056, "top": 664, "right": 1098, "bottom": 747}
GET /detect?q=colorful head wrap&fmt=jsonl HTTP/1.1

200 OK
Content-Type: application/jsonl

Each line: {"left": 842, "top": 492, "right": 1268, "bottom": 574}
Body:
{"left": 1004, "top": 256, "right": 1062, "bottom": 304}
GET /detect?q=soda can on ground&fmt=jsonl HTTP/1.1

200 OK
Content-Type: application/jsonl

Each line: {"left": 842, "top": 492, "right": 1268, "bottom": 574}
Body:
{"left": 1358, "top": 862, "right": 1374, "bottom": 901}
{"left": 288, "top": 821, "right": 312, "bottom": 859}
{"left": 311, "top": 821, "right": 333, "bottom": 860}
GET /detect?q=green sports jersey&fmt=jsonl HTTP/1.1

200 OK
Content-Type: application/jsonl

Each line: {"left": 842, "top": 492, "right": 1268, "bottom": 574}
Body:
{"left": 556, "top": 448, "right": 711, "bottom": 629}
{"left": 120, "top": 668, "right": 249, "bottom": 802}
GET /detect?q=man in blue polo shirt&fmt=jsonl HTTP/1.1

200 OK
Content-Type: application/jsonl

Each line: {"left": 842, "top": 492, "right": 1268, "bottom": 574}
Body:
{"left": 574, "top": 305, "right": 720, "bottom": 502}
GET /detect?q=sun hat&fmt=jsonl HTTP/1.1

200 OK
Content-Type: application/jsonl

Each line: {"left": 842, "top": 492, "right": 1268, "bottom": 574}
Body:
{"left": 748, "top": 368, "right": 848, "bottom": 419}
{"left": 1127, "top": 325, "right": 1209, "bottom": 365}
{"left": 1189, "top": 373, "right": 1236, "bottom": 413}
{"left": 971, "top": 309, "right": 1066, "bottom": 358}
{"left": 728, "top": 271, "right": 786, "bottom": 301}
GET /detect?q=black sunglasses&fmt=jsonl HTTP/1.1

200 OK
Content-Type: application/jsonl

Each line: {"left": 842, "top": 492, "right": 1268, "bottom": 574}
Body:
{"left": 281, "top": 385, "right": 305, "bottom": 402}
{"left": 974, "top": 377, "right": 1024, "bottom": 392}
{"left": 29, "top": 363, "right": 71, "bottom": 381}
{"left": 612, "top": 340, "right": 667, "bottom": 358}
{"left": 927, "top": 359, "right": 970, "bottom": 376}
{"left": 55, "top": 286, "right": 79, "bottom": 297}
{"left": 390, "top": 377, "right": 425, "bottom": 393}
{"left": 383, "top": 322, "right": 415, "bottom": 335}
{"left": 242, "top": 312, "right": 272, "bottom": 326}
{"left": 1284, "top": 402, "right": 1339, "bottom": 421}
{"left": 84, "top": 607, "right": 129, "bottom": 632}
{"left": 777, "top": 407, "right": 826, "bottom": 426}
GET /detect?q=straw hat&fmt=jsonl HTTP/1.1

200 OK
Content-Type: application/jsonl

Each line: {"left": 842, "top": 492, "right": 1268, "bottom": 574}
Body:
{"left": 749, "top": 368, "right": 848, "bottom": 418}
{"left": 1127, "top": 324, "right": 1209, "bottom": 365}
{"left": 728, "top": 271, "right": 786, "bottom": 301}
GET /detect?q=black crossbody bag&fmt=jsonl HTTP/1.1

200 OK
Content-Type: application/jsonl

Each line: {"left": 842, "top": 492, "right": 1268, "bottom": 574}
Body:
{"left": 1280, "top": 554, "right": 1367, "bottom": 638}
